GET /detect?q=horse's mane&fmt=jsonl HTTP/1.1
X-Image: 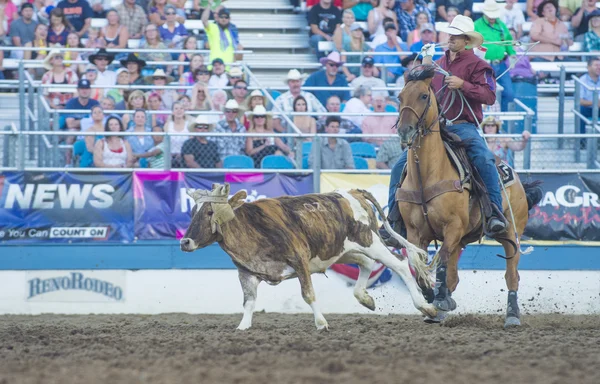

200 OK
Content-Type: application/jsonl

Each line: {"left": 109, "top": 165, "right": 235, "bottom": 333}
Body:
{"left": 406, "top": 64, "right": 436, "bottom": 83}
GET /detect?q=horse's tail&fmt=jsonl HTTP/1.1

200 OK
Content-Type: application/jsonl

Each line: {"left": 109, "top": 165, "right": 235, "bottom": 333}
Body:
{"left": 522, "top": 180, "right": 543, "bottom": 211}
{"left": 357, "top": 189, "right": 436, "bottom": 280}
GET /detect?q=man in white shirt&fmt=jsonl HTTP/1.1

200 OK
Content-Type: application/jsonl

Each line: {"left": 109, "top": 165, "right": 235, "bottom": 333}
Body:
{"left": 88, "top": 49, "right": 116, "bottom": 94}
{"left": 349, "top": 56, "right": 387, "bottom": 97}
{"left": 502, "top": 0, "right": 525, "bottom": 39}
{"left": 208, "top": 58, "right": 229, "bottom": 91}
{"left": 342, "top": 85, "right": 372, "bottom": 127}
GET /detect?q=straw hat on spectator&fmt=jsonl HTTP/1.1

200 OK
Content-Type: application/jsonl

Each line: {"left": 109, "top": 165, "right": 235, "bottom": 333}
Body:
{"left": 283, "top": 69, "right": 308, "bottom": 83}
{"left": 225, "top": 99, "right": 240, "bottom": 110}
{"left": 228, "top": 66, "right": 244, "bottom": 78}
{"left": 43, "top": 49, "right": 64, "bottom": 70}
{"left": 481, "top": 0, "right": 503, "bottom": 20}
{"left": 249, "top": 89, "right": 267, "bottom": 105}
{"left": 439, "top": 15, "right": 483, "bottom": 48}
{"left": 144, "top": 68, "right": 174, "bottom": 84}
{"left": 247, "top": 105, "right": 272, "bottom": 118}
{"left": 193, "top": 115, "right": 214, "bottom": 130}
{"left": 480, "top": 116, "right": 502, "bottom": 132}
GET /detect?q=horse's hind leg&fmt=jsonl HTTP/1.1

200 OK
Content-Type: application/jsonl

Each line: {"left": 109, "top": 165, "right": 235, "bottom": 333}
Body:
{"left": 337, "top": 253, "right": 376, "bottom": 311}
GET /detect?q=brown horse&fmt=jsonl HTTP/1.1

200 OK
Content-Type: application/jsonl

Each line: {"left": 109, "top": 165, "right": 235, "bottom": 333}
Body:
{"left": 394, "top": 65, "right": 542, "bottom": 328}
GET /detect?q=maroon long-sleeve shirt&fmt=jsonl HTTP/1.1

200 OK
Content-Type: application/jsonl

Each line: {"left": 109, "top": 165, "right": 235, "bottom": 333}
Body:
{"left": 432, "top": 49, "right": 497, "bottom": 125}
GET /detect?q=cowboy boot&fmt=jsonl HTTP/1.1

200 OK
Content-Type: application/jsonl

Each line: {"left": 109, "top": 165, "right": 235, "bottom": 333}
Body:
{"left": 486, "top": 203, "right": 508, "bottom": 235}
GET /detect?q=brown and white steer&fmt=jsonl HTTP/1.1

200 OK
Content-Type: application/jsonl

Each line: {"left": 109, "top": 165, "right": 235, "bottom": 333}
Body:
{"left": 180, "top": 183, "right": 437, "bottom": 330}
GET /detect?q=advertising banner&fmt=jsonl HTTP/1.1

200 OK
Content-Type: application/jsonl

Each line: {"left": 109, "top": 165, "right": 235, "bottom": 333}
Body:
{"left": 133, "top": 172, "right": 314, "bottom": 240}
{"left": 25, "top": 270, "right": 126, "bottom": 302}
{"left": 0, "top": 172, "right": 133, "bottom": 243}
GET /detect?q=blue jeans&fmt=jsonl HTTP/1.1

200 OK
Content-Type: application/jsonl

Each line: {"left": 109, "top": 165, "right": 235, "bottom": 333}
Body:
{"left": 388, "top": 123, "right": 503, "bottom": 215}
{"left": 491, "top": 61, "right": 514, "bottom": 111}
{"left": 309, "top": 34, "right": 327, "bottom": 60}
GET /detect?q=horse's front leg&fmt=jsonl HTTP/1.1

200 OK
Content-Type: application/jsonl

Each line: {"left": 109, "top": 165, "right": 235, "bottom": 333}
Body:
{"left": 433, "top": 228, "right": 464, "bottom": 313}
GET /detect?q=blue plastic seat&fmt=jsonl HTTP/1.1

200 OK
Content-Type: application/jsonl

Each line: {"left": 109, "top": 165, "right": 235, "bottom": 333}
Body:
{"left": 270, "top": 90, "right": 281, "bottom": 100}
{"left": 354, "top": 156, "right": 369, "bottom": 169}
{"left": 302, "top": 156, "right": 309, "bottom": 169}
{"left": 261, "top": 155, "right": 295, "bottom": 169}
{"left": 350, "top": 142, "right": 377, "bottom": 158}
{"left": 385, "top": 104, "right": 398, "bottom": 113}
{"left": 302, "top": 141, "right": 312, "bottom": 157}
{"left": 223, "top": 155, "right": 255, "bottom": 169}
{"left": 73, "top": 140, "right": 93, "bottom": 168}
{"left": 340, "top": 102, "right": 346, "bottom": 112}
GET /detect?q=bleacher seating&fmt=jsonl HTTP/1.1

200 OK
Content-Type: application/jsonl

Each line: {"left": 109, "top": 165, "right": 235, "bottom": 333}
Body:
{"left": 261, "top": 155, "right": 295, "bottom": 169}
{"left": 350, "top": 142, "right": 377, "bottom": 159}
{"left": 302, "top": 142, "right": 312, "bottom": 157}
{"left": 223, "top": 155, "right": 254, "bottom": 169}
{"left": 353, "top": 156, "right": 369, "bottom": 170}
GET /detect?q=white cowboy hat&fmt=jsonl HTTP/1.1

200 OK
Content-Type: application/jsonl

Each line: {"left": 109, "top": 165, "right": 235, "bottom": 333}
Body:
{"left": 228, "top": 66, "right": 244, "bottom": 78}
{"left": 247, "top": 105, "right": 272, "bottom": 117}
{"left": 480, "top": 115, "right": 502, "bottom": 130}
{"left": 193, "top": 114, "right": 214, "bottom": 129}
{"left": 283, "top": 69, "right": 308, "bottom": 83}
{"left": 225, "top": 99, "right": 240, "bottom": 110}
{"left": 439, "top": 15, "right": 484, "bottom": 48}
{"left": 481, "top": 0, "right": 503, "bottom": 20}
{"left": 43, "top": 49, "right": 64, "bottom": 70}
{"left": 144, "top": 68, "right": 174, "bottom": 84}
{"left": 319, "top": 51, "right": 344, "bottom": 67}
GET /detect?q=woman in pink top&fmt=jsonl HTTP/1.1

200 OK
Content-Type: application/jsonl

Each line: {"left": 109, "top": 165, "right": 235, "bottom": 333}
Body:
{"left": 0, "top": 0, "right": 18, "bottom": 34}
{"left": 529, "top": 0, "right": 572, "bottom": 62}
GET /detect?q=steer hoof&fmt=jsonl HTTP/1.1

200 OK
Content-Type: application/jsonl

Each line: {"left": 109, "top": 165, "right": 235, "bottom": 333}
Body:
{"left": 358, "top": 294, "right": 376, "bottom": 311}
{"left": 315, "top": 319, "right": 329, "bottom": 331}
{"left": 433, "top": 297, "right": 457, "bottom": 312}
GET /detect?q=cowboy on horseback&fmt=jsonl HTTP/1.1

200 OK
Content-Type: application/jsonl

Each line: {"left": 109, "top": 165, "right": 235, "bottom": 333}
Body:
{"left": 383, "top": 15, "right": 509, "bottom": 246}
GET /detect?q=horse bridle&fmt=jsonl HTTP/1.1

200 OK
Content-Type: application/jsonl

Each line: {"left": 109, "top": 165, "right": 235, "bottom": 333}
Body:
{"left": 397, "top": 87, "right": 441, "bottom": 148}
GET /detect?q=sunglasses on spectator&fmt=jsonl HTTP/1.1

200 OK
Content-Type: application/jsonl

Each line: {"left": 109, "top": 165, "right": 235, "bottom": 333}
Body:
{"left": 166, "top": 12, "right": 176, "bottom": 15}
{"left": 198, "top": 71, "right": 210, "bottom": 75}
{"left": 234, "top": 86, "right": 247, "bottom": 90}
{"left": 154, "top": 77, "right": 167, "bottom": 80}
{"left": 220, "top": 15, "right": 230, "bottom": 19}
{"left": 253, "top": 115, "right": 266, "bottom": 119}
{"left": 327, "top": 62, "right": 340, "bottom": 67}
{"left": 195, "top": 125, "right": 210, "bottom": 130}
{"left": 225, "top": 109, "right": 238, "bottom": 113}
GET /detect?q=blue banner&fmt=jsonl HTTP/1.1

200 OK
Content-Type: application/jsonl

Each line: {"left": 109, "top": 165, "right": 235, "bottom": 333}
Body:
{"left": 133, "top": 172, "right": 314, "bottom": 240}
{"left": 0, "top": 172, "right": 133, "bottom": 243}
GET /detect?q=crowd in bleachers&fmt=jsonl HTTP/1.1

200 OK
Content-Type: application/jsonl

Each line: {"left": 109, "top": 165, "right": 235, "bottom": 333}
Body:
{"left": 0, "top": 0, "right": 598, "bottom": 169}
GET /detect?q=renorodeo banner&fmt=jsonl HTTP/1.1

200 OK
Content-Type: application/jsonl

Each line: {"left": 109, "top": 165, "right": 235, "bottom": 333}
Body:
{"left": 0, "top": 172, "right": 134, "bottom": 243}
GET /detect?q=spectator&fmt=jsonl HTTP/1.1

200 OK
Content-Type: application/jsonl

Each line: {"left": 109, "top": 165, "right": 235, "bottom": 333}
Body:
{"left": 231, "top": 79, "right": 249, "bottom": 106}
{"left": 343, "top": 85, "right": 372, "bottom": 127}
{"left": 164, "top": 101, "right": 190, "bottom": 167}
{"left": 309, "top": 115, "right": 355, "bottom": 169}
{"left": 209, "top": 89, "right": 228, "bottom": 123}
{"left": 83, "top": 27, "right": 106, "bottom": 56}
{"left": 559, "top": 0, "right": 580, "bottom": 21}
{"left": 437, "top": 6, "right": 458, "bottom": 45}
{"left": 475, "top": 0, "right": 516, "bottom": 111}
{"left": 116, "top": 0, "right": 147, "bottom": 39}
{"left": 292, "top": 95, "right": 318, "bottom": 137}
{"left": 410, "top": 23, "right": 442, "bottom": 59}
{"left": 149, "top": 0, "right": 169, "bottom": 26}
{"left": 178, "top": 38, "right": 201, "bottom": 76}
{"left": 30, "top": 0, "right": 50, "bottom": 25}
{"left": 406, "top": 11, "right": 432, "bottom": 46}
{"left": 333, "top": 9, "right": 356, "bottom": 51}
{"left": 83, "top": 65, "right": 102, "bottom": 100}
{"left": 0, "top": 0, "right": 18, "bottom": 35}
{"left": 526, "top": 0, "right": 546, "bottom": 20}
{"left": 57, "top": 0, "right": 92, "bottom": 37}
{"left": 208, "top": 58, "right": 228, "bottom": 89}
{"left": 273, "top": 69, "right": 326, "bottom": 132}
{"left": 242, "top": 90, "right": 267, "bottom": 128}
{"left": 350, "top": 56, "right": 385, "bottom": 95}
{"left": 41, "top": 50, "right": 79, "bottom": 110}
{"left": 308, "top": 0, "right": 343, "bottom": 9}
{"left": 227, "top": 66, "right": 244, "bottom": 87}
{"left": 376, "top": 136, "right": 403, "bottom": 168}
{"left": 396, "top": 52, "right": 421, "bottom": 89}
{"left": 10, "top": 3, "right": 38, "bottom": 59}
{"left": 508, "top": 28, "right": 536, "bottom": 81}
{"left": 93, "top": 116, "right": 134, "bottom": 168}
{"left": 81, "top": 101, "right": 107, "bottom": 133}
{"left": 184, "top": 66, "right": 211, "bottom": 92}
{"left": 502, "top": 0, "right": 525, "bottom": 40}
{"left": 126, "top": 109, "right": 155, "bottom": 158}
{"left": 122, "top": 90, "right": 149, "bottom": 126}
{"left": 148, "top": 91, "right": 169, "bottom": 127}
{"left": 65, "top": 79, "right": 100, "bottom": 132}
{"left": 304, "top": 51, "right": 351, "bottom": 107}
{"left": 168, "top": 0, "right": 188, "bottom": 20}
{"left": 64, "top": 32, "right": 86, "bottom": 75}
{"left": 214, "top": 99, "right": 247, "bottom": 159}
{"left": 101, "top": 9, "right": 129, "bottom": 50}
{"left": 47, "top": 8, "right": 71, "bottom": 46}
{"left": 343, "top": 0, "right": 376, "bottom": 22}
{"left": 120, "top": 53, "right": 146, "bottom": 86}
{"left": 368, "top": 1, "right": 397, "bottom": 45}
{"left": 529, "top": 0, "right": 572, "bottom": 62}
{"left": 90, "top": 0, "right": 110, "bottom": 18}
{"left": 245, "top": 105, "right": 292, "bottom": 167}
{"left": 99, "top": 96, "right": 115, "bottom": 112}
{"left": 89, "top": 48, "right": 116, "bottom": 90}
{"left": 316, "top": 94, "right": 361, "bottom": 133}
{"left": 144, "top": 68, "right": 177, "bottom": 109}
{"left": 23, "top": 23, "right": 48, "bottom": 75}
{"left": 191, "top": 82, "right": 213, "bottom": 110}
{"left": 81, "top": 105, "right": 105, "bottom": 167}
{"left": 181, "top": 115, "right": 221, "bottom": 168}
{"left": 578, "top": 57, "right": 600, "bottom": 149}
{"left": 202, "top": 3, "right": 243, "bottom": 66}
{"left": 584, "top": 10, "right": 600, "bottom": 52}
{"left": 160, "top": 4, "right": 188, "bottom": 52}
{"left": 373, "top": 23, "right": 408, "bottom": 81}
{"left": 308, "top": 0, "right": 342, "bottom": 59}
{"left": 572, "top": 0, "right": 599, "bottom": 39}
{"left": 139, "top": 24, "right": 172, "bottom": 71}
{"left": 107, "top": 68, "right": 130, "bottom": 104}
{"left": 133, "top": 127, "right": 168, "bottom": 169}
{"left": 482, "top": 116, "right": 530, "bottom": 167}
{"left": 341, "top": 23, "right": 371, "bottom": 81}
{"left": 178, "top": 94, "right": 193, "bottom": 116}
{"left": 436, "top": 0, "right": 472, "bottom": 22}
{"left": 395, "top": 0, "right": 434, "bottom": 42}
{"left": 362, "top": 93, "right": 397, "bottom": 145}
